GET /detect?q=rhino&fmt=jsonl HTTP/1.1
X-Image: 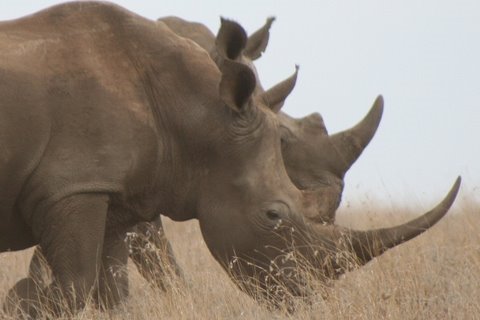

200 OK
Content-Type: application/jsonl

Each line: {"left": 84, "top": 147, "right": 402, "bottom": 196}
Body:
{"left": 158, "top": 16, "right": 386, "bottom": 224}
{"left": 0, "top": 2, "right": 460, "bottom": 318}
{"left": 0, "top": 2, "right": 309, "bottom": 315}
{"left": 57, "top": 14, "right": 423, "bottom": 294}
{"left": 27, "top": 14, "right": 384, "bottom": 292}
{"left": 152, "top": 16, "right": 463, "bottom": 302}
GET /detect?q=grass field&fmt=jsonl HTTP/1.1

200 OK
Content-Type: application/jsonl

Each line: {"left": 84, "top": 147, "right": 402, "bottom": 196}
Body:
{"left": 0, "top": 197, "right": 478, "bottom": 319}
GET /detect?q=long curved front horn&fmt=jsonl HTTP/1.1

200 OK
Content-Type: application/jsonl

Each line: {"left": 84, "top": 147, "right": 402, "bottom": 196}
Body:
{"left": 344, "top": 176, "right": 461, "bottom": 265}
{"left": 329, "top": 95, "right": 384, "bottom": 173}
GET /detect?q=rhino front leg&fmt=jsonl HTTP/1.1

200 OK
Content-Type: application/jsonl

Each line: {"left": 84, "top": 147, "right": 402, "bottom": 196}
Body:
{"left": 5, "top": 193, "right": 109, "bottom": 318}
{"left": 128, "top": 216, "right": 183, "bottom": 291}
{"left": 96, "top": 229, "right": 129, "bottom": 310}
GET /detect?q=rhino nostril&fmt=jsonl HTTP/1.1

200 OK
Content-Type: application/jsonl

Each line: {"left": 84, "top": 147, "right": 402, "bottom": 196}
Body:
{"left": 266, "top": 210, "right": 281, "bottom": 220}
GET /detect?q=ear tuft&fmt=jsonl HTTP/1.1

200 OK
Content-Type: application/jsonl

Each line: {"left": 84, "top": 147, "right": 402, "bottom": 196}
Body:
{"left": 219, "top": 60, "right": 257, "bottom": 112}
{"left": 216, "top": 18, "right": 248, "bottom": 60}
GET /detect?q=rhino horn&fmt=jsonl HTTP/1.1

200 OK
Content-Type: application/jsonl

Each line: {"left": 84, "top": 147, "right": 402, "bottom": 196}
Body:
{"left": 216, "top": 18, "right": 248, "bottom": 60}
{"left": 342, "top": 177, "right": 461, "bottom": 266}
{"left": 329, "top": 95, "right": 384, "bottom": 173}
{"left": 261, "top": 65, "right": 299, "bottom": 113}
{"left": 244, "top": 17, "right": 276, "bottom": 60}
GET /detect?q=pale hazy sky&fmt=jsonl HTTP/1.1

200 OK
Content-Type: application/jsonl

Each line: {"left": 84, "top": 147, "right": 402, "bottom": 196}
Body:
{"left": 2, "top": 1, "right": 479, "bottom": 210}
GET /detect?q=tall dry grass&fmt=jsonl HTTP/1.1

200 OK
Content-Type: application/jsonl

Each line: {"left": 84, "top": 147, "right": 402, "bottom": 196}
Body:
{"left": 0, "top": 198, "right": 478, "bottom": 319}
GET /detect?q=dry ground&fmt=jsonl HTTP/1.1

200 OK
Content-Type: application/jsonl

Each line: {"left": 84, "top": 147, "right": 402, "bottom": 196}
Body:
{"left": 0, "top": 197, "right": 478, "bottom": 319}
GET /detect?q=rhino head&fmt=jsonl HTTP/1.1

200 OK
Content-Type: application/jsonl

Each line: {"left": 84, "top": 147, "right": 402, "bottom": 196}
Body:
{"left": 156, "top": 17, "right": 461, "bottom": 303}
{"left": 277, "top": 96, "right": 384, "bottom": 224}
{"left": 210, "top": 18, "right": 383, "bottom": 224}
{"left": 209, "top": 18, "right": 385, "bottom": 225}
{"left": 195, "top": 59, "right": 320, "bottom": 303}
{"left": 196, "top": 19, "right": 461, "bottom": 304}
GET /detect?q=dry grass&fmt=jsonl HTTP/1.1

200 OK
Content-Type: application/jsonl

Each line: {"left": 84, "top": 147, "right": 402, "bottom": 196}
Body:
{"left": 0, "top": 198, "right": 479, "bottom": 319}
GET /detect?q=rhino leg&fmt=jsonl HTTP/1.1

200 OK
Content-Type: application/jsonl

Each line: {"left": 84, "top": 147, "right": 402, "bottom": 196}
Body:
{"left": 96, "top": 230, "right": 129, "bottom": 310}
{"left": 128, "top": 216, "right": 183, "bottom": 290}
{"left": 28, "top": 246, "right": 51, "bottom": 289}
{"left": 6, "top": 194, "right": 110, "bottom": 318}
{"left": 3, "top": 277, "right": 44, "bottom": 319}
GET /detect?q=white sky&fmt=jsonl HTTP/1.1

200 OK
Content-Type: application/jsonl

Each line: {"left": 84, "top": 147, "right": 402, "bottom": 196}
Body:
{"left": 2, "top": 1, "right": 479, "bottom": 209}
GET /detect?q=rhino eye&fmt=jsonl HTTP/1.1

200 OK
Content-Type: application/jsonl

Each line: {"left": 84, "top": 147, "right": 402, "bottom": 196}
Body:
{"left": 264, "top": 202, "right": 290, "bottom": 223}
{"left": 266, "top": 210, "right": 281, "bottom": 220}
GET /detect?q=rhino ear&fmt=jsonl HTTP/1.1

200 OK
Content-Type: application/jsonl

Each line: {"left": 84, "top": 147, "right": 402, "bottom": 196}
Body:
{"left": 219, "top": 59, "right": 257, "bottom": 112}
{"left": 244, "top": 17, "right": 275, "bottom": 60}
{"left": 261, "top": 65, "right": 299, "bottom": 113}
{"left": 215, "top": 18, "right": 248, "bottom": 60}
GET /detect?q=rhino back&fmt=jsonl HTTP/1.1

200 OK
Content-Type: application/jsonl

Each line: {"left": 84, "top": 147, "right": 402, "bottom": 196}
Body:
{"left": 159, "top": 16, "right": 215, "bottom": 52}
{"left": 0, "top": 2, "right": 220, "bottom": 248}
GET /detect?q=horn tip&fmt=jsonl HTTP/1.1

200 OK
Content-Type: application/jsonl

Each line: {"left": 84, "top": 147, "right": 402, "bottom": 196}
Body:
{"left": 439, "top": 176, "right": 462, "bottom": 211}
{"left": 453, "top": 176, "right": 462, "bottom": 191}
{"left": 374, "top": 95, "right": 384, "bottom": 110}
{"left": 370, "top": 95, "right": 384, "bottom": 120}
{"left": 376, "top": 94, "right": 384, "bottom": 105}
{"left": 450, "top": 176, "right": 462, "bottom": 196}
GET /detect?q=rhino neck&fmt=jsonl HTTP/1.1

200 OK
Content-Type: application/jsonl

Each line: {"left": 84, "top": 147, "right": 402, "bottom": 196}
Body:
{"left": 148, "top": 136, "right": 210, "bottom": 222}
{"left": 131, "top": 35, "right": 223, "bottom": 222}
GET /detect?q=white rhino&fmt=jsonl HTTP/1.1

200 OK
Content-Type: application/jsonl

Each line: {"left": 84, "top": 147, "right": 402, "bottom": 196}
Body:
{"left": 63, "top": 14, "right": 454, "bottom": 300}
{"left": 27, "top": 14, "right": 386, "bottom": 293}
{"left": 0, "top": 2, "right": 460, "bottom": 318}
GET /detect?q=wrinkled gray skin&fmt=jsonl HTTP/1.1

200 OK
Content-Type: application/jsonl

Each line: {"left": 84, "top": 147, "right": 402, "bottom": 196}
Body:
{"left": 2, "top": 3, "right": 461, "bottom": 318}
